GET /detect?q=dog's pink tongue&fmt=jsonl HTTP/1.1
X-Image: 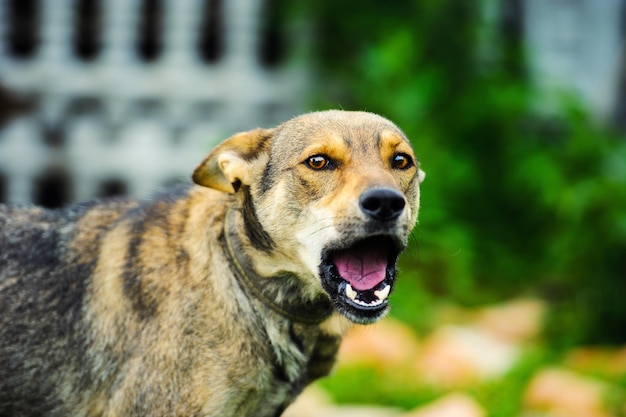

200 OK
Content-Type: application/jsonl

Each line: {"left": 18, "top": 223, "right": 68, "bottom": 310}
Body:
{"left": 332, "top": 247, "right": 387, "bottom": 291}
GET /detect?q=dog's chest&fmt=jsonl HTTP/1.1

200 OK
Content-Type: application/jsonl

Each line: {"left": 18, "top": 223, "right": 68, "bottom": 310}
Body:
{"left": 269, "top": 322, "right": 341, "bottom": 411}
{"left": 215, "top": 321, "right": 341, "bottom": 417}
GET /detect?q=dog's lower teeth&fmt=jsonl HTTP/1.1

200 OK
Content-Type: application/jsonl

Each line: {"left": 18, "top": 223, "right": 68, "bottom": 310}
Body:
{"left": 344, "top": 283, "right": 389, "bottom": 307}
{"left": 353, "top": 298, "right": 383, "bottom": 307}
{"left": 374, "top": 285, "right": 391, "bottom": 301}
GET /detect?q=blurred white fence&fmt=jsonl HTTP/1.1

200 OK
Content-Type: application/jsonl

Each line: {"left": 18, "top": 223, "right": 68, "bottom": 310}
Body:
{"left": 524, "top": 0, "right": 624, "bottom": 120}
{"left": 0, "top": 0, "right": 309, "bottom": 206}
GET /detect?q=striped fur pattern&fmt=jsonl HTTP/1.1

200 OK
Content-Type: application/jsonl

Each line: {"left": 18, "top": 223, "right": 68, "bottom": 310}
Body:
{"left": 0, "top": 110, "right": 424, "bottom": 416}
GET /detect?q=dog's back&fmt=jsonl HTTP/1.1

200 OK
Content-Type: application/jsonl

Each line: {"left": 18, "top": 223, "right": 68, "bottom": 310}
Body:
{"left": 0, "top": 185, "right": 302, "bottom": 417}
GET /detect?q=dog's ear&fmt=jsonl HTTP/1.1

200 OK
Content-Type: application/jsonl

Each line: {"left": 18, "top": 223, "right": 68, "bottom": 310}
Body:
{"left": 192, "top": 128, "right": 274, "bottom": 193}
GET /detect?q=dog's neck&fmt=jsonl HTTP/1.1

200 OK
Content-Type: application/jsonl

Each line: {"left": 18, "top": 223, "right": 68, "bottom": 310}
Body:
{"left": 222, "top": 207, "right": 333, "bottom": 325}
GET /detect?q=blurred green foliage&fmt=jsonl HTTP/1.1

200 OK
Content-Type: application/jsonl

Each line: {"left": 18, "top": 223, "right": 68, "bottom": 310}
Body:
{"left": 304, "top": 0, "right": 626, "bottom": 345}
{"left": 319, "top": 347, "right": 555, "bottom": 415}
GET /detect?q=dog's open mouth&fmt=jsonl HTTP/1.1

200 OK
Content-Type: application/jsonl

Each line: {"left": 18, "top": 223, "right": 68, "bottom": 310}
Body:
{"left": 320, "top": 236, "right": 402, "bottom": 324}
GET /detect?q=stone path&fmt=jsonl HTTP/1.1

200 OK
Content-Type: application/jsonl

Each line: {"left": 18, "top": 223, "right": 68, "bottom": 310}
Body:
{"left": 284, "top": 299, "right": 626, "bottom": 417}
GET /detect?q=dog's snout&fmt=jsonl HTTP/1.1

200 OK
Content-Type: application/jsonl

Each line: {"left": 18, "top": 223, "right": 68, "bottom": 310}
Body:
{"left": 359, "top": 188, "right": 406, "bottom": 221}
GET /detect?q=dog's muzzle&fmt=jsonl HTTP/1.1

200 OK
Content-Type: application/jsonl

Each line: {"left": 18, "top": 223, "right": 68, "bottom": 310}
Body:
{"left": 320, "top": 235, "right": 403, "bottom": 324}
{"left": 319, "top": 187, "right": 408, "bottom": 324}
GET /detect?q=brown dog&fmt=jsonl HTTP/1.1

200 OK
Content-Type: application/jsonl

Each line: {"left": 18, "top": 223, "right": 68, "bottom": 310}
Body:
{"left": 0, "top": 110, "right": 425, "bottom": 416}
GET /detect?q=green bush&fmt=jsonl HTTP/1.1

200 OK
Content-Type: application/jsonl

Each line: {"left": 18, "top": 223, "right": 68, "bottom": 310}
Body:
{"left": 307, "top": 0, "right": 626, "bottom": 345}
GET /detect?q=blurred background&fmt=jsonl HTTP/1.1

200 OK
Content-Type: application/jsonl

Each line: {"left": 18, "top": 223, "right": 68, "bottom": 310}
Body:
{"left": 1, "top": 0, "right": 625, "bottom": 415}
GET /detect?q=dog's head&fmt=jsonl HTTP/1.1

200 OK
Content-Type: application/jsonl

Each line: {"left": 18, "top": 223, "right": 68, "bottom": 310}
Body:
{"left": 193, "top": 110, "right": 425, "bottom": 324}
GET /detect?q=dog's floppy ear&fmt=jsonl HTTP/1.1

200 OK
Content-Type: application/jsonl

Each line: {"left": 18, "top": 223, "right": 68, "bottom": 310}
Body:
{"left": 192, "top": 128, "right": 274, "bottom": 193}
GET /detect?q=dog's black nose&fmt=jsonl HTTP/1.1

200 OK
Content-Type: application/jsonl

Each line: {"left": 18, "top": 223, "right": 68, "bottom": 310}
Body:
{"left": 359, "top": 188, "right": 406, "bottom": 221}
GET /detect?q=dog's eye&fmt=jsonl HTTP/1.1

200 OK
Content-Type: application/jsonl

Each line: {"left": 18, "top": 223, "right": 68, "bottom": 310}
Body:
{"left": 391, "top": 153, "right": 414, "bottom": 170}
{"left": 306, "top": 155, "right": 332, "bottom": 170}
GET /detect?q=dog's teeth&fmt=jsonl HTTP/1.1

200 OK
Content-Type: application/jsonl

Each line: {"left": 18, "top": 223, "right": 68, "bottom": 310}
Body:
{"left": 345, "top": 283, "right": 389, "bottom": 307}
{"left": 345, "top": 284, "right": 358, "bottom": 301}
{"left": 374, "top": 285, "right": 390, "bottom": 301}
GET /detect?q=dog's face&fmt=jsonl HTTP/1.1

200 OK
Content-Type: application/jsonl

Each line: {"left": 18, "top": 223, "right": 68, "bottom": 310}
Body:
{"left": 193, "top": 111, "right": 424, "bottom": 324}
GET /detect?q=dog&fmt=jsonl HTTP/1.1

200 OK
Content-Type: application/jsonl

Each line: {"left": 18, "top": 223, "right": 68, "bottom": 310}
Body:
{"left": 0, "top": 110, "right": 425, "bottom": 417}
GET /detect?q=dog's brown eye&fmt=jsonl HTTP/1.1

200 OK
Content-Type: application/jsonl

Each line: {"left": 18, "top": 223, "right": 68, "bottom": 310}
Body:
{"left": 306, "top": 155, "right": 330, "bottom": 170}
{"left": 392, "top": 153, "right": 413, "bottom": 170}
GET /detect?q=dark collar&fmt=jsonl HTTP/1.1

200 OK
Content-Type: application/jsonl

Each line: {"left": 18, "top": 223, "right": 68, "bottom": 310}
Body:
{"left": 222, "top": 207, "right": 333, "bottom": 325}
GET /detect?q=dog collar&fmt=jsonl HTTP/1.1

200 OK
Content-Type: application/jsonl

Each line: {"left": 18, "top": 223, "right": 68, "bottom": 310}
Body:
{"left": 223, "top": 208, "right": 333, "bottom": 325}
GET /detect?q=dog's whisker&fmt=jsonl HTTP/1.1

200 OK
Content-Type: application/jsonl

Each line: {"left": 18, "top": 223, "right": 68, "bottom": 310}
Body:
{"left": 308, "top": 224, "right": 338, "bottom": 238}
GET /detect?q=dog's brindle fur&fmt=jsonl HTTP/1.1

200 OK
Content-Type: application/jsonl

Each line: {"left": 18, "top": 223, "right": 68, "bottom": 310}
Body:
{"left": 0, "top": 111, "right": 424, "bottom": 417}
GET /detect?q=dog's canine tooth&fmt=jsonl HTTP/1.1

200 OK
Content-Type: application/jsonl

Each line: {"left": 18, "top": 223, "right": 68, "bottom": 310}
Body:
{"left": 374, "top": 285, "right": 390, "bottom": 301}
{"left": 345, "top": 283, "right": 358, "bottom": 301}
